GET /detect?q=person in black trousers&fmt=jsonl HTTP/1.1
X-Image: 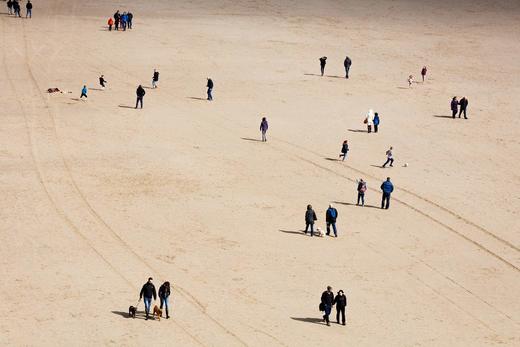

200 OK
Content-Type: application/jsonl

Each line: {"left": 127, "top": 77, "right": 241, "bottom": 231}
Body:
{"left": 458, "top": 97, "right": 468, "bottom": 119}
{"left": 114, "top": 11, "right": 120, "bottom": 31}
{"left": 127, "top": 12, "right": 133, "bottom": 29}
{"left": 333, "top": 290, "right": 347, "bottom": 325}
{"left": 380, "top": 177, "right": 394, "bottom": 209}
{"left": 344, "top": 56, "right": 352, "bottom": 79}
{"left": 357, "top": 179, "right": 366, "bottom": 206}
{"left": 99, "top": 75, "right": 107, "bottom": 89}
{"left": 321, "top": 286, "right": 334, "bottom": 326}
{"left": 451, "top": 97, "right": 458, "bottom": 118}
{"left": 304, "top": 204, "right": 317, "bottom": 236}
{"left": 206, "top": 78, "right": 214, "bottom": 100}
{"left": 319, "top": 56, "right": 327, "bottom": 76}
{"left": 135, "top": 85, "right": 145, "bottom": 109}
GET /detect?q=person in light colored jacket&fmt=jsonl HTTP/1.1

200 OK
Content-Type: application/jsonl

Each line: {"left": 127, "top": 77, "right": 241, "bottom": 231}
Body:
{"left": 365, "top": 109, "right": 374, "bottom": 133}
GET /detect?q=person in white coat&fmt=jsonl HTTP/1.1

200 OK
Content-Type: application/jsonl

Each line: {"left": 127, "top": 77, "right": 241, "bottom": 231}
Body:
{"left": 365, "top": 109, "right": 374, "bottom": 133}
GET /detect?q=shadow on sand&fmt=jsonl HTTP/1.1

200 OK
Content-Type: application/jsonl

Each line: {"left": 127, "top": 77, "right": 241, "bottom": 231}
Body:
{"left": 332, "top": 201, "right": 380, "bottom": 209}
{"left": 291, "top": 317, "right": 324, "bottom": 325}
{"left": 111, "top": 311, "right": 147, "bottom": 320}
{"left": 433, "top": 115, "right": 453, "bottom": 119}
{"left": 118, "top": 105, "right": 135, "bottom": 109}
{"left": 347, "top": 129, "right": 367, "bottom": 133}
{"left": 187, "top": 96, "right": 207, "bottom": 101}
{"left": 279, "top": 229, "right": 307, "bottom": 236}
{"left": 241, "top": 137, "right": 263, "bottom": 142}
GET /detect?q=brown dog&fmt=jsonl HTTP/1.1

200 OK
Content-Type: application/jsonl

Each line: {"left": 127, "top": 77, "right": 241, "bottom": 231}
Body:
{"left": 153, "top": 305, "right": 162, "bottom": 321}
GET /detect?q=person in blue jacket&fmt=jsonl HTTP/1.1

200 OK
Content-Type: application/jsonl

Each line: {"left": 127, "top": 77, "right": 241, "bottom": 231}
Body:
{"left": 80, "top": 85, "right": 88, "bottom": 99}
{"left": 373, "top": 112, "right": 380, "bottom": 133}
{"left": 380, "top": 177, "right": 394, "bottom": 209}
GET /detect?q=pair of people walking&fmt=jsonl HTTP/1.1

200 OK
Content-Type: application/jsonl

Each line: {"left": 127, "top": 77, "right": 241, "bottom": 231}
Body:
{"left": 320, "top": 286, "right": 347, "bottom": 326}
{"left": 304, "top": 204, "right": 339, "bottom": 237}
{"left": 450, "top": 96, "right": 469, "bottom": 119}
{"left": 318, "top": 56, "right": 352, "bottom": 78}
{"left": 139, "top": 278, "right": 171, "bottom": 320}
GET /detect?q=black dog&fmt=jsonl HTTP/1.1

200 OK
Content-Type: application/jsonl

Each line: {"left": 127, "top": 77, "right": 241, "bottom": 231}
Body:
{"left": 129, "top": 305, "right": 137, "bottom": 318}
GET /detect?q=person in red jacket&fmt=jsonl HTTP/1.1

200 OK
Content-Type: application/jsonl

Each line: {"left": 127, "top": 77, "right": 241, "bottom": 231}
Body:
{"left": 108, "top": 17, "right": 114, "bottom": 31}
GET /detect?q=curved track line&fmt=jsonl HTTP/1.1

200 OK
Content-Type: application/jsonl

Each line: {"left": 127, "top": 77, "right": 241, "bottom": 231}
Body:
{"left": 16, "top": 21, "right": 247, "bottom": 347}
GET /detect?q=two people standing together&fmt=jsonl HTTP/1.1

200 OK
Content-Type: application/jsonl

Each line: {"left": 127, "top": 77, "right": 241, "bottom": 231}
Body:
{"left": 139, "top": 278, "right": 171, "bottom": 320}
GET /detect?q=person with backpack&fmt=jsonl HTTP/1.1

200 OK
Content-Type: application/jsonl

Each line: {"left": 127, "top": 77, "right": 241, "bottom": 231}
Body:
{"left": 333, "top": 290, "right": 347, "bottom": 325}
{"left": 207, "top": 78, "right": 214, "bottom": 101}
{"left": 325, "top": 204, "right": 338, "bottom": 237}
{"left": 339, "top": 140, "right": 349, "bottom": 161}
{"left": 319, "top": 56, "right": 327, "bottom": 76}
{"left": 382, "top": 146, "right": 394, "bottom": 168}
{"left": 25, "top": 0, "right": 32, "bottom": 18}
{"left": 380, "top": 177, "right": 394, "bottom": 209}
{"left": 259, "top": 117, "right": 268, "bottom": 142}
{"left": 114, "top": 11, "right": 120, "bottom": 31}
{"left": 357, "top": 179, "right": 367, "bottom": 206}
{"left": 107, "top": 17, "right": 114, "bottom": 31}
{"left": 80, "top": 85, "right": 88, "bottom": 99}
{"left": 127, "top": 12, "right": 133, "bottom": 29}
{"left": 139, "top": 277, "right": 157, "bottom": 320}
{"left": 304, "top": 204, "right": 317, "bottom": 236}
{"left": 152, "top": 69, "right": 159, "bottom": 89}
{"left": 458, "top": 97, "right": 469, "bottom": 119}
{"left": 344, "top": 56, "right": 352, "bottom": 79}
{"left": 320, "top": 286, "right": 334, "bottom": 326}
{"left": 451, "top": 96, "right": 459, "bottom": 118}
{"left": 135, "top": 85, "right": 145, "bottom": 109}
{"left": 158, "top": 281, "right": 171, "bottom": 319}
{"left": 373, "top": 112, "right": 380, "bottom": 133}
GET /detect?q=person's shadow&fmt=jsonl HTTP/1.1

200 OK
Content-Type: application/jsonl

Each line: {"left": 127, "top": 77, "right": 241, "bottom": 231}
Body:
{"left": 290, "top": 317, "right": 324, "bottom": 325}
{"left": 279, "top": 229, "right": 306, "bottom": 236}
{"left": 241, "top": 137, "right": 262, "bottom": 142}
{"left": 111, "top": 310, "right": 146, "bottom": 320}
{"left": 187, "top": 97, "right": 207, "bottom": 101}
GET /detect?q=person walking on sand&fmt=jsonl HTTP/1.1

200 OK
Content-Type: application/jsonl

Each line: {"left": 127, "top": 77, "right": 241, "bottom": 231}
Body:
{"left": 127, "top": 12, "right": 133, "bottom": 29}
{"left": 114, "top": 10, "right": 120, "bottom": 31}
{"left": 382, "top": 146, "right": 394, "bottom": 168}
{"left": 25, "top": 1, "right": 32, "bottom": 18}
{"left": 380, "top": 177, "right": 394, "bottom": 209}
{"left": 260, "top": 117, "right": 268, "bottom": 142}
{"left": 139, "top": 277, "right": 157, "bottom": 320}
{"left": 152, "top": 69, "right": 159, "bottom": 89}
{"left": 357, "top": 179, "right": 366, "bottom": 206}
{"left": 99, "top": 75, "right": 107, "bottom": 89}
{"left": 421, "top": 66, "right": 427, "bottom": 82}
{"left": 80, "top": 85, "right": 88, "bottom": 99}
{"left": 7, "top": 1, "right": 13, "bottom": 15}
{"left": 304, "top": 204, "right": 317, "bottom": 236}
{"left": 207, "top": 78, "right": 214, "bottom": 101}
{"left": 373, "top": 112, "right": 380, "bottom": 133}
{"left": 333, "top": 290, "right": 347, "bottom": 325}
{"left": 13, "top": 0, "right": 20, "bottom": 17}
{"left": 344, "top": 56, "right": 352, "bottom": 79}
{"left": 121, "top": 12, "right": 127, "bottom": 31}
{"left": 319, "top": 56, "right": 327, "bottom": 76}
{"left": 458, "top": 97, "right": 468, "bottom": 119}
{"left": 408, "top": 75, "right": 414, "bottom": 88}
{"left": 107, "top": 17, "right": 114, "bottom": 31}
{"left": 339, "top": 140, "right": 349, "bottom": 161}
{"left": 135, "top": 85, "right": 145, "bottom": 109}
{"left": 451, "top": 96, "right": 458, "bottom": 118}
{"left": 158, "top": 281, "right": 171, "bottom": 319}
{"left": 365, "top": 109, "right": 374, "bottom": 133}
{"left": 325, "top": 204, "right": 338, "bottom": 237}
{"left": 321, "top": 286, "right": 334, "bottom": 326}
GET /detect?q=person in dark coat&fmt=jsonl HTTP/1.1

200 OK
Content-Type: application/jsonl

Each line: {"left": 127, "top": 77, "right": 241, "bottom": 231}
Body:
{"left": 344, "top": 56, "right": 352, "bottom": 79}
{"left": 152, "top": 69, "right": 159, "bottom": 88}
{"left": 304, "top": 204, "right": 317, "bottom": 236}
{"left": 135, "top": 85, "right": 145, "bottom": 109}
{"left": 333, "top": 290, "right": 347, "bottom": 325}
{"left": 13, "top": 0, "right": 21, "bottom": 17}
{"left": 321, "top": 286, "right": 334, "bottom": 326}
{"left": 139, "top": 277, "right": 157, "bottom": 320}
{"left": 319, "top": 56, "right": 327, "bottom": 76}
{"left": 325, "top": 204, "right": 338, "bottom": 237}
{"left": 458, "top": 97, "right": 468, "bottom": 119}
{"left": 7, "top": 1, "right": 13, "bottom": 15}
{"left": 259, "top": 117, "right": 268, "bottom": 142}
{"left": 373, "top": 112, "right": 380, "bottom": 133}
{"left": 339, "top": 140, "right": 349, "bottom": 161}
{"left": 127, "top": 12, "right": 133, "bottom": 29}
{"left": 25, "top": 0, "right": 32, "bottom": 18}
{"left": 158, "top": 281, "right": 171, "bottom": 319}
{"left": 357, "top": 179, "right": 366, "bottom": 206}
{"left": 114, "top": 11, "right": 120, "bottom": 31}
{"left": 421, "top": 66, "right": 427, "bottom": 82}
{"left": 451, "top": 97, "right": 458, "bottom": 118}
{"left": 207, "top": 78, "right": 214, "bottom": 101}
{"left": 99, "top": 75, "right": 107, "bottom": 89}
{"left": 380, "top": 177, "right": 394, "bottom": 209}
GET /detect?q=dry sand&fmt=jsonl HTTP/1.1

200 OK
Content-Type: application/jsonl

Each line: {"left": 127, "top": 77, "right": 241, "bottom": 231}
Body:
{"left": 1, "top": 0, "right": 519, "bottom": 346}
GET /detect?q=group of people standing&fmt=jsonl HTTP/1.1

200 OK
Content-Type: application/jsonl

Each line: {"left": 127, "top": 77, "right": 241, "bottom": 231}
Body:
{"left": 363, "top": 109, "right": 381, "bottom": 133}
{"left": 450, "top": 96, "right": 469, "bottom": 119}
{"left": 318, "top": 56, "right": 352, "bottom": 78}
{"left": 108, "top": 10, "right": 133, "bottom": 31}
{"left": 6, "top": 0, "right": 32, "bottom": 18}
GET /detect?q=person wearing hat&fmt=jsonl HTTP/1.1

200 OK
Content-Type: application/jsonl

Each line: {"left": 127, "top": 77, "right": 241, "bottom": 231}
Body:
{"left": 325, "top": 204, "right": 338, "bottom": 237}
{"left": 333, "top": 290, "right": 347, "bottom": 325}
{"left": 321, "top": 286, "right": 334, "bottom": 326}
{"left": 140, "top": 277, "right": 157, "bottom": 320}
{"left": 158, "top": 281, "right": 171, "bottom": 319}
